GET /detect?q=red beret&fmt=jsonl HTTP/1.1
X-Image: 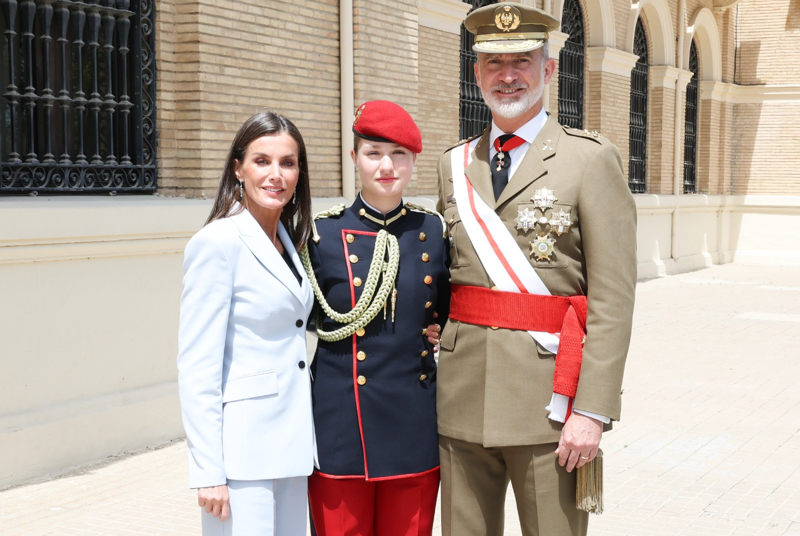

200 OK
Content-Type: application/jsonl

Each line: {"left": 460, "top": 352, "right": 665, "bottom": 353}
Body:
{"left": 352, "top": 100, "right": 423, "bottom": 154}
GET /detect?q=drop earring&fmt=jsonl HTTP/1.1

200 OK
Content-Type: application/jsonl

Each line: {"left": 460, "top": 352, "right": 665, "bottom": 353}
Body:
{"left": 238, "top": 181, "right": 243, "bottom": 202}
{"left": 293, "top": 188, "right": 297, "bottom": 205}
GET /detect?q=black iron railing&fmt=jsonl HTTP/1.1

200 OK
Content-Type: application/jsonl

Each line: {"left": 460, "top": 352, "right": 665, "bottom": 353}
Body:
{"left": 683, "top": 40, "right": 698, "bottom": 194}
{"left": 459, "top": 0, "right": 496, "bottom": 140}
{"left": 0, "top": 0, "right": 156, "bottom": 194}
{"left": 558, "top": 0, "right": 584, "bottom": 129}
{"left": 628, "top": 18, "right": 648, "bottom": 194}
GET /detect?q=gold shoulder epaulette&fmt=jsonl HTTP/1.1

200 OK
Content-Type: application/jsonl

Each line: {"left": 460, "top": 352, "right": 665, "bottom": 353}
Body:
{"left": 311, "top": 203, "right": 346, "bottom": 243}
{"left": 562, "top": 125, "right": 604, "bottom": 144}
{"left": 444, "top": 133, "right": 482, "bottom": 154}
{"left": 405, "top": 202, "right": 446, "bottom": 238}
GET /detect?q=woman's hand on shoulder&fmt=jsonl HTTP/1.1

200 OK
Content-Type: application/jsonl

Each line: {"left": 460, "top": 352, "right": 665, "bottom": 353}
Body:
{"left": 198, "top": 484, "right": 230, "bottom": 521}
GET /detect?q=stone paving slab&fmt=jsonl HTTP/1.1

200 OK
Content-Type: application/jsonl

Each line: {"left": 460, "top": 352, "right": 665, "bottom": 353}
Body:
{"left": 1, "top": 263, "right": 799, "bottom": 535}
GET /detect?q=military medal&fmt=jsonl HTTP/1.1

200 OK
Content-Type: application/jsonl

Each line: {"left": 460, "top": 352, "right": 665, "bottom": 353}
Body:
{"left": 549, "top": 209, "right": 572, "bottom": 236}
{"left": 496, "top": 150, "right": 505, "bottom": 172}
{"left": 532, "top": 187, "right": 557, "bottom": 210}
{"left": 531, "top": 234, "right": 556, "bottom": 261}
{"left": 514, "top": 207, "right": 536, "bottom": 233}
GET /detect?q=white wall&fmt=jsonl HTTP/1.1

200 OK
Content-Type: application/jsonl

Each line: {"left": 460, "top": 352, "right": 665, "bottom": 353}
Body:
{"left": 1, "top": 193, "right": 797, "bottom": 489}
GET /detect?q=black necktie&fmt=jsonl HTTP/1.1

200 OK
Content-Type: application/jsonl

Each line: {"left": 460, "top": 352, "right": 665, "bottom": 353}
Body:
{"left": 491, "top": 134, "right": 523, "bottom": 200}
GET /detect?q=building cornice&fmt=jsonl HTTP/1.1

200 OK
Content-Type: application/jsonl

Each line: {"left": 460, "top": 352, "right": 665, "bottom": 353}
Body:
{"left": 548, "top": 30, "right": 568, "bottom": 56}
{"left": 700, "top": 82, "right": 800, "bottom": 103}
{"left": 586, "top": 46, "right": 639, "bottom": 78}
{"left": 418, "top": 0, "right": 471, "bottom": 35}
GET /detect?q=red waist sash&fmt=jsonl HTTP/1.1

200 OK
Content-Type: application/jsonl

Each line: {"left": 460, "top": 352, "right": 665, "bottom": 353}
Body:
{"left": 449, "top": 284, "right": 588, "bottom": 398}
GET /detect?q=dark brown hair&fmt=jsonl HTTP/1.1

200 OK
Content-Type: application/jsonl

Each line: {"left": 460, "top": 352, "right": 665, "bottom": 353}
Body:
{"left": 206, "top": 112, "right": 312, "bottom": 250}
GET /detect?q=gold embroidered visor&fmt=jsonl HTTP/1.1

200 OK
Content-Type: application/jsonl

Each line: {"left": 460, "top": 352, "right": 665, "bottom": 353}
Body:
{"left": 465, "top": 3, "right": 560, "bottom": 54}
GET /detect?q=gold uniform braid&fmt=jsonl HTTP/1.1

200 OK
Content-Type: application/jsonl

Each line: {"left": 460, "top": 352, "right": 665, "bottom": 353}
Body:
{"left": 299, "top": 207, "right": 401, "bottom": 342}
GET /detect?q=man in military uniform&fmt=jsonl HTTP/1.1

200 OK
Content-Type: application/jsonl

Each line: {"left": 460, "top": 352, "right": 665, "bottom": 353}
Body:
{"left": 436, "top": 4, "right": 637, "bottom": 535}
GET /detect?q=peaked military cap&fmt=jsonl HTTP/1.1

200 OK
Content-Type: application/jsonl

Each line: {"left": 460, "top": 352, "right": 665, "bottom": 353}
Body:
{"left": 465, "top": 3, "right": 560, "bottom": 54}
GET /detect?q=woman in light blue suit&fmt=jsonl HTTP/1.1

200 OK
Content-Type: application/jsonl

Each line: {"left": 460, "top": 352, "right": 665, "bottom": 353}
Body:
{"left": 177, "top": 112, "right": 316, "bottom": 536}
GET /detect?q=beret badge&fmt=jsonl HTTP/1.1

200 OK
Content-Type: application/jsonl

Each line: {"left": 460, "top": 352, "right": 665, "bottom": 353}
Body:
{"left": 354, "top": 103, "right": 366, "bottom": 126}
{"left": 495, "top": 5, "right": 521, "bottom": 32}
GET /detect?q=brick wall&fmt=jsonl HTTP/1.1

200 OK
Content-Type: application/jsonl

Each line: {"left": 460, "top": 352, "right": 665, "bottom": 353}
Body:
{"left": 156, "top": 0, "right": 342, "bottom": 198}
{"left": 736, "top": 0, "right": 800, "bottom": 85}
{"left": 417, "top": 26, "right": 461, "bottom": 196}
{"left": 732, "top": 102, "right": 800, "bottom": 195}
{"left": 648, "top": 85, "right": 677, "bottom": 194}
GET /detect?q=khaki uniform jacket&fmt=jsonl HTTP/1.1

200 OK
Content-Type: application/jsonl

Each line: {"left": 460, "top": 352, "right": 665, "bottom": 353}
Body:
{"left": 436, "top": 116, "right": 637, "bottom": 447}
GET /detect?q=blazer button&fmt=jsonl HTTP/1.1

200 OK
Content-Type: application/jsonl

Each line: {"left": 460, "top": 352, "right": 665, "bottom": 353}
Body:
{"left": 357, "top": 351, "right": 366, "bottom": 361}
{"left": 421, "top": 350, "right": 429, "bottom": 357}
{"left": 421, "top": 253, "right": 430, "bottom": 262}
{"left": 419, "top": 232, "right": 427, "bottom": 242}
{"left": 424, "top": 275, "right": 433, "bottom": 285}
{"left": 419, "top": 374, "right": 428, "bottom": 381}
{"left": 298, "top": 361, "right": 306, "bottom": 369}
{"left": 357, "top": 375, "right": 367, "bottom": 386}
{"left": 425, "top": 301, "right": 433, "bottom": 309}
{"left": 296, "top": 319, "right": 303, "bottom": 328}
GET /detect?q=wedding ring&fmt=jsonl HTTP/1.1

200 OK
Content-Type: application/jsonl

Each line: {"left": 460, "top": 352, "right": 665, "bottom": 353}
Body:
{"left": 580, "top": 456, "right": 590, "bottom": 460}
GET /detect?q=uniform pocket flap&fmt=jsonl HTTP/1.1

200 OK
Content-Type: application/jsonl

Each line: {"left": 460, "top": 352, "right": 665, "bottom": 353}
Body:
{"left": 222, "top": 370, "right": 278, "bottom": 403}
{"left": 440, "top": 321, "right": 459, "bottom": 351}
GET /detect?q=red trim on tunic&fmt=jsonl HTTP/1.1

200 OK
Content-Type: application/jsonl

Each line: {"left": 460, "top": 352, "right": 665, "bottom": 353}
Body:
{"left": 341, "top": 229, "right": 378, "bottom": 480}
{"left": 315, "top": 466, "right": 441, "bottom": 482}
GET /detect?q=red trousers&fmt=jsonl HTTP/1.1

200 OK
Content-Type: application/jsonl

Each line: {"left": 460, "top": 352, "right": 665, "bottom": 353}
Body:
{"left": 308, "top": 469, "right": 440, "bottom": 536}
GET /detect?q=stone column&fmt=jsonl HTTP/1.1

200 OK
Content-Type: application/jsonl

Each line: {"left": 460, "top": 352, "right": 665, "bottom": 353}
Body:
{"left": 585, "top": 46, "right": 639, "bottom": 177}
{"left": 697, "top": 81, "right": 728, "bottom": 195}
{"left": 546, "top": 30, "right": 568, "bottom": 120}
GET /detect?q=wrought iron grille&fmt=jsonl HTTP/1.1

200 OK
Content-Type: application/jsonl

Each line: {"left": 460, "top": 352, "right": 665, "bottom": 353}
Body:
{"left": 0, "top": 0, "right": 156, "bottom": 194}
{"left": 459, "top": 0, "right": 496, "bottom": 140}
{"left": 683, "top": 41, "right": 699, "bottom": 194}
{"left": 628, "top": 19, "right": 648, "bottom": 194}
{"left": 558, "top": 0, "right": 584, "bottom": 129}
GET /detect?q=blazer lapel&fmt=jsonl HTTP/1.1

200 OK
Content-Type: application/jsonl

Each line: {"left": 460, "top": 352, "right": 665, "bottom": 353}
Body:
{"left": 276, "top": 222, "right": 312, "bottom": 308}
{"left": 496, "top": 116, "right": 562, "bottom": 208}
{"left": 463, "top": 129, "right": 495, "bottom": 209}
{"left": 232, "top": 209, "right": 305, "bottom": 306}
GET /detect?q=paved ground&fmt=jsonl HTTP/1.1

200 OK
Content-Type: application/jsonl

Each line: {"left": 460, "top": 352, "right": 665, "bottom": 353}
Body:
{"left": 1, "top": 262, "right": 799, "bottom": 536}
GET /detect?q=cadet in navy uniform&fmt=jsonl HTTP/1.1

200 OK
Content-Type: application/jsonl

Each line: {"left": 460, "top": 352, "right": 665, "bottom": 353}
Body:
{"left": 302, "top": 101, "right": 449, "bottom": 536}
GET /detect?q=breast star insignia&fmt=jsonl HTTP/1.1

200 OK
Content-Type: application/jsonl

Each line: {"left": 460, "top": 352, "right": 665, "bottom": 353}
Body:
{"left": 532, "top": 188, "right": 557, "bottom": 210}
{"left": 531, "top": 235, "right": 556, "bottom": 261}
{"left": 549, "top": 209, "right": 572, "bottom": 236}
{"left": 515, "top": 207, "right": 537, "bottom": 233}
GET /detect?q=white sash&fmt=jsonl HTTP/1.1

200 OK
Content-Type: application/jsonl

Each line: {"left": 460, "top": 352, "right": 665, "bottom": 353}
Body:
{"left": 450, "top": 140, "right": 571, "bottom": 422}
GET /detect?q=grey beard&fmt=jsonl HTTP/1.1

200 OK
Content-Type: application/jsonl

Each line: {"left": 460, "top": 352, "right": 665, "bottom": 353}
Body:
{"left": 482, "top": 82, "right": 544, "bottom": 119}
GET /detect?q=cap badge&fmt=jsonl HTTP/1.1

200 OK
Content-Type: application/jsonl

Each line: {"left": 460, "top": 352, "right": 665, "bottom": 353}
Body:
{"left": 354, "top": 104, "right": 366, "bottom": 126}
{"left": 495, "top": 5, "right": 521, "bottom": 32}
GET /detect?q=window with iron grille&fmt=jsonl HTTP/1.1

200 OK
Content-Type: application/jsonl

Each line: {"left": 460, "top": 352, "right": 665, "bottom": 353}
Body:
{"left": 628, "top": 18, "right": 648, "bottom": 194}
{"left": 683, "top": 40, "right": 699, "bottom": 194}
{"left": 0, "top": 0, "right": 156, "bottom": 194}
{"left": 558, "top": 0, "right": 584, "bottom": 129}
{"left": 459, "top": 0, "right": 496, "bottom": 140}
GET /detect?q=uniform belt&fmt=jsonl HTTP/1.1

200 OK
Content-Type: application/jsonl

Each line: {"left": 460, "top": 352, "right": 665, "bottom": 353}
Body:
{"left": 449, "top": 284, "right": 588, "bottom": 398}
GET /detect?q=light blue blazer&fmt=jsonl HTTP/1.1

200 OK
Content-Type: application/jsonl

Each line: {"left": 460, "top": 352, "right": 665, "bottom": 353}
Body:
{"left": 177, "top": 206, "right": 316, "bottom": 489}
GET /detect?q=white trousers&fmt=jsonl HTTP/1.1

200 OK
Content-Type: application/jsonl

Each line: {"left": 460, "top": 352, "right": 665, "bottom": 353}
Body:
{"left": 201, "top": 477, "right": 308, "bottom": 536}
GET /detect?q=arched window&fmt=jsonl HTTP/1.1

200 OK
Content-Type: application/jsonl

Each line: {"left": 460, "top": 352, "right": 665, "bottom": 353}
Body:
{"left": 0, "top": 0, "right": 157, "bottom": 194}
{"left": 558, "top": 0, "right": 585, "bottom": 129}
{"left": 459, "top": 0, "right": 496, "bottom": 140}
{"left": 628, "top": 19, "right": 649, "bottom": 193}
{"left": 683, "top": 40, "right": 699, "bottom": 194}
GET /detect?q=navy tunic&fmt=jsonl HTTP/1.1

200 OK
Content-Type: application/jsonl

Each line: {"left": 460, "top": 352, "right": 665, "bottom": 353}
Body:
{"left": 307, "top": 196, "right": 450, "bottom": 480}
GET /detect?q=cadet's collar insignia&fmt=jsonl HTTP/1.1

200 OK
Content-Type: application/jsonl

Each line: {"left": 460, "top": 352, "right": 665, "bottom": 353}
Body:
{"left": 532, "top": 187, "right": 557, "bottom": 210}
{"left": 495, "top": 5, "right": 521, "bottom": 32}
{"left": 549, "top": 209, "right": 572, "bottom": 236}
{"left": 531, "top": 234, "right": 555, "bottom": 261}
{"left": 515, "top": 207, "right": 537, "bottom": 233}
{"left": 583, "top": 129, "right": 601, "bottom": 138}
{"left": 542, "top": 140, "right": 554, "bottom": 152}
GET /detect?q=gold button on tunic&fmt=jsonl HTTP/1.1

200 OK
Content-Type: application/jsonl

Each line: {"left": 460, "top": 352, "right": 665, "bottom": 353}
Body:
{"left": 357, "top": 351, "right": 366, "bottom": 361}
{"left": 346, "top": 234, "right": 355, "bottom": 243}
{"left": 353, "top": 277, "right": 363, "bottom": 287}
{"left": 357, "top": 375, "right": 367, "bottom": 386}
{"left": 421, "top": 253, "right": 430, "bottom": 262}
{"left": 349, "top": 254, "right": 359, "bottom": 263}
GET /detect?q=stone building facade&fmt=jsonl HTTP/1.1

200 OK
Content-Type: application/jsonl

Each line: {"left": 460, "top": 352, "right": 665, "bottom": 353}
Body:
{"left": 2, "top": 0, "right": 799, "bottom": 488}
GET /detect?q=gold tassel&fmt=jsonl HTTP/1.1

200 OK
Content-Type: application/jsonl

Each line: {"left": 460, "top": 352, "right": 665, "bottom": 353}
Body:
{"left": 391, "top": 288, "right": 397, "bottom": 323}
{"left": 576, "top": 449, "right": 603, "bottom": 514}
